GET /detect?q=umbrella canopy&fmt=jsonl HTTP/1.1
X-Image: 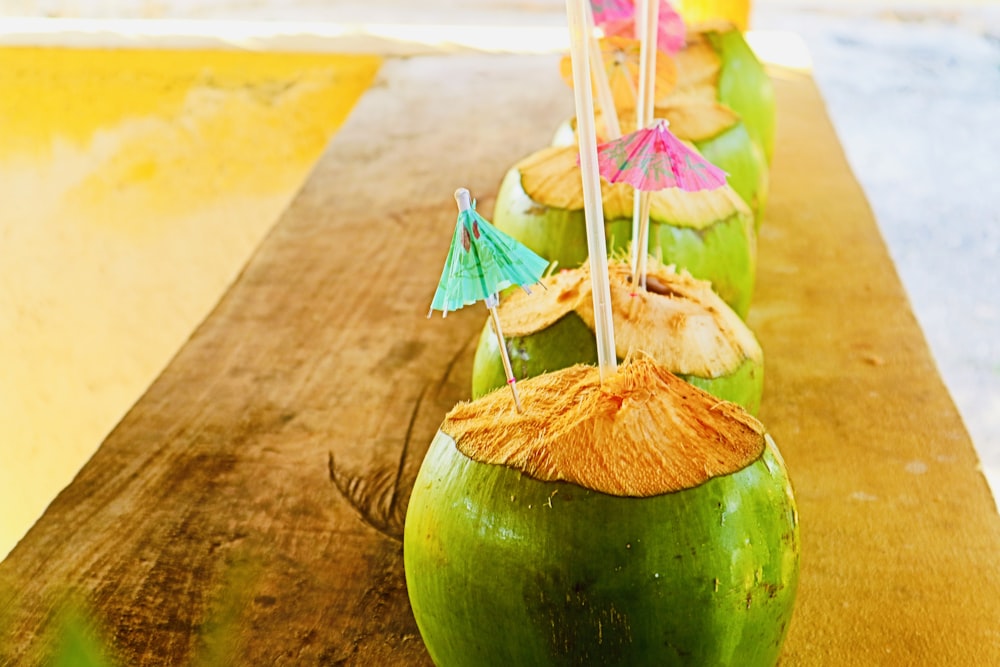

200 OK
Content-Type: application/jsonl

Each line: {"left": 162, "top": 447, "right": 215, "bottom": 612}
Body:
{"left": 555, "top": 97, "right": 740, "bottom": 145}
{"left": 589, "top": 0, "right": 633, "bottom": 23}
{"left": 591, "top": 0, "right": 686, "bottom": 55}
{"left": 597, "top": 119, "right": 728, "bottom": 192}
{"left": 429, "top": 189, "right": 549, "bottom": 317}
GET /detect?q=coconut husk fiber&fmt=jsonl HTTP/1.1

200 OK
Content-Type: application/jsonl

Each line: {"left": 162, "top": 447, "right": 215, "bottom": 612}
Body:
{"left": 556, "top": 97, "right": 740, "bottom": 146}
{"left": 497, "top": 257, "right": 761, "bottom": 378}
{"left": 443, "top": 354, "right": 765, "bottom": 497}
{"left": 517, "top": 144, "right": 750, "bottom": 226}
{"left": 670, "top": 34, "right": 722, "bottom": 101}
{"left": 559, "top": 35, "right": 678, "bottom": 110}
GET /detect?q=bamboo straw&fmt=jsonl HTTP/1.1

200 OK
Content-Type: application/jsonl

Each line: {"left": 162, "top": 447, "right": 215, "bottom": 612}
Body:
{"left": 566, "top": 0, "right": 618, "bottom": 380}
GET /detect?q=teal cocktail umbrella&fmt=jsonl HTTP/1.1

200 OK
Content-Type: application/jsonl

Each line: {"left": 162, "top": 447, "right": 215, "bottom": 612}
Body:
{"left": 429, "top": 188, "right": 550, "bottom": 412}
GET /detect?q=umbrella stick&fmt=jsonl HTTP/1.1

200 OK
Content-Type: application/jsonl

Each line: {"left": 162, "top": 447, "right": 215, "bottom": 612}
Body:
{"left": 567, "top": 0, "right": 618, "bottom": 381}
{"left": 631, "top": 0, "right": 660, "bottom": 286}
{"left": 636, "top": 0, "right": 659, "bottom": 131}
{"left": 584, "top": 1, "right": 621, "bottom": 141}
{"left": 487, "top": 304, "right": 523, "bottom": 413}
{"left": 635, "top": 190, "right": 652, "bottom": 288}
{"left": 630, "top": 193, "right": 642, "bottom": 274}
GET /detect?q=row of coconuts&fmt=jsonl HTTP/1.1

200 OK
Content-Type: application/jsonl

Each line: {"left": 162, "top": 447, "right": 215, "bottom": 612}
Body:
{"left": 404, "top": 19, "right": 800, "bottom": 667}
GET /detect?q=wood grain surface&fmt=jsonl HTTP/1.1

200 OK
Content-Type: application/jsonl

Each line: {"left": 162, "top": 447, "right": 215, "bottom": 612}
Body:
{"left": 751, "top": 66, "right": 1000, "bottom": 665}
{"left": 2, "top": 54, "right": 998, "bottom": 666}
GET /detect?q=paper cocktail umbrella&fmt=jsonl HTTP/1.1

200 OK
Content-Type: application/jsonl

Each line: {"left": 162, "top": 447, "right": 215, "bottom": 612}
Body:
{"left": 429, "top": 188, "right": 549, "bottom": 411}
{"left": 551, "top": 98, "right": 768, "bottom": 229}
{"left": 589, "top": 0, "right": 632, "bottom": 22}
{"left": 597, "top": 118, "right": 728, "bottom": 192}
{"left": 597, "top": 118, "right": 727, "bottom": 286}
{"left": 591, "top": 0, "right": 686, "bottom": 54}
{"left": 490, "top": 143, "right": 756, "bottom": 317}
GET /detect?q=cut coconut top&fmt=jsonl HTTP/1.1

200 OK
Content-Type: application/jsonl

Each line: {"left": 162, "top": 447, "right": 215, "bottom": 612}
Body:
{"left": 561, "top": 98, "right": 741, "bottom": 146}
{"left": 517, "top": 145, "right": 749, "bottom": 228}
{"left": 652, "top": 98, "right": 741, "bottom": 142}
{"left": 558, "top": 36, "right": 679, "bottom": 111}
{"left": 497, "top": 258, "right": 762, "bottom": 377}
{"left": 670, "top": 37, "right": 722, "bottom": 101}
{"left": 442, "top": 354, "right": 766, "bottom": 496}
{"left": 672, "top": 21, "right": 744, "bottom": 99}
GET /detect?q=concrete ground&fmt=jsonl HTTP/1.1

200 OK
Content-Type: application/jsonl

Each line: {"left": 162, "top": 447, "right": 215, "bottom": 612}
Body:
{"left": 751, "top": 2, "right": 1000, "bottom": 494}
{"left": 3, "top": 0, "right": 997, "bottom": 498}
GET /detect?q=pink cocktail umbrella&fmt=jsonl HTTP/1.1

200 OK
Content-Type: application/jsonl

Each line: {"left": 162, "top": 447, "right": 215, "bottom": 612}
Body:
{"left": 597, "top": 118, "right": 727, "bottom": 287}
{"left": 591, "top": 0, "right": 686, "bottom": 55}
{"left": 590, "top": 0, "right": 633, "bottom": 22}
{"left": 598, "top": 118, "right": 728, "bottom": 191}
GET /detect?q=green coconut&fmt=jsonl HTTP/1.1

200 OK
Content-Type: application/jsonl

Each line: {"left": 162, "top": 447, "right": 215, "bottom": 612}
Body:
{"left": 491, "top": 145, "right": 757, "bottom": 317}
{"left": 551, "top": 98, "right": 769, "bottom": 230}
{"left": 472, "top": 258, "right": 764, "bottom": 414}
{"left": 670, "top": 21, "right": 776, "bottom": 165}
{"left": 404, "top": 356, "right": 800, "bottom": 666}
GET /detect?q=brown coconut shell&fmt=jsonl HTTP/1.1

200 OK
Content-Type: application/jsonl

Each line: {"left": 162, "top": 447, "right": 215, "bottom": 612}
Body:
{"left": 442, "top": 354, "right": 766, "bottom": 496}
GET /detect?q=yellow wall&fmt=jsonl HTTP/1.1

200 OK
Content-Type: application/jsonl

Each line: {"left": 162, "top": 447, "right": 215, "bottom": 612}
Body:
{"left": 0, "top": 47, "right": 380, "bottom": 559}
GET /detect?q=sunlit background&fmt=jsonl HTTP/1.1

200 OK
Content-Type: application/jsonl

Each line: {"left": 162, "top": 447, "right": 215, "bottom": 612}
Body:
{"left": 1, "top": 0, "right": 996, "bottom": 559}
{"left": 0, "top": 42, "right": 380, "bottom": 559}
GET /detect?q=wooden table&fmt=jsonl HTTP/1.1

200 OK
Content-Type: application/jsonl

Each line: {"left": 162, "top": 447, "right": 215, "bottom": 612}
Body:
{"left": 3, "top": 53, "right": 999, "bottom": 666}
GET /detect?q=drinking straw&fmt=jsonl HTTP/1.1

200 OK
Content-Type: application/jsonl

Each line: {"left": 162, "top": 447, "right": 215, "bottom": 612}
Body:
{"left": 630, "top": 0, "right": 660, "bottom": 287}
{"left": 584, "top": 1, "right": 622, "bottom": 141}
{"left": 566, "top": 0, "right": 618, "bottom": 380}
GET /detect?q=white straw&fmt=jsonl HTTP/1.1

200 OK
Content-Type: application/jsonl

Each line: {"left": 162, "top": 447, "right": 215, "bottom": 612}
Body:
{"left": 636, "top": 0, "right": 658, "bottom": 142}
{"left": 566, "top": 0, "right": 617, "bottom": 381}
{"left": 631, "top": 0, "right": 659, "bottom": 286}
{"left": 583, "top": 1, "right": 621, "bottom": 141}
